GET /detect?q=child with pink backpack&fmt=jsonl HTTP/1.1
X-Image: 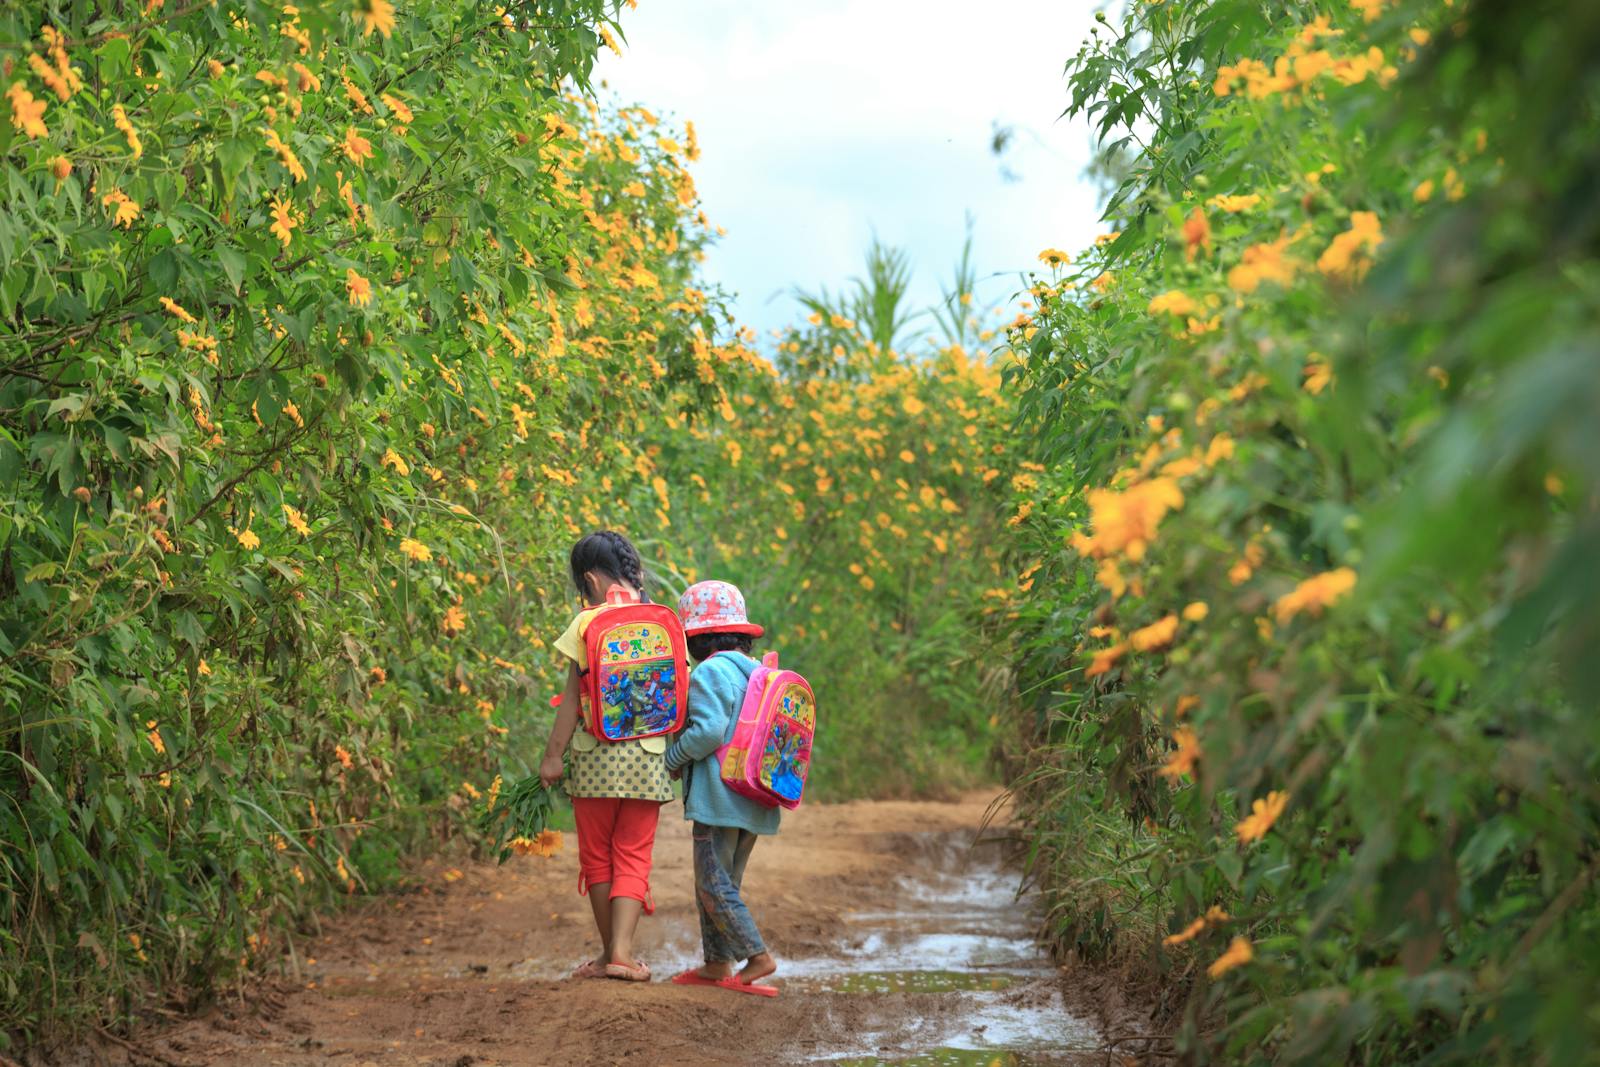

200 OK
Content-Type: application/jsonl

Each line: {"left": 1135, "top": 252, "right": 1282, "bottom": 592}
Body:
{"left": 666, "top": 580, "right": 815, "bottom": 997}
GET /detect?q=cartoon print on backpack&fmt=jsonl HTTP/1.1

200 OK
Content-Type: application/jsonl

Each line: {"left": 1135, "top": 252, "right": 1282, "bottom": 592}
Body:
{"left": 760, "top": 720, "right": 810, "bottom": 803}
{"left": 599, "top": 661, "right": 679, "bottom": 740}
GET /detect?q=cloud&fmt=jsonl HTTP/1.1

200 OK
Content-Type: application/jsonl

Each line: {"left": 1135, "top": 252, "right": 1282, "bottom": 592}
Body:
{"left": 597, "top": 0, "right": 1103, "bottom": 341}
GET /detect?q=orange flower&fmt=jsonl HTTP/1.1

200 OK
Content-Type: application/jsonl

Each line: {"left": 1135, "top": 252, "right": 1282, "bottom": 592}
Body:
{"left": 1156, "top": 726, "right": 1201, "bottom": 780}
{"left": 6, "top": 81, "right": 48, "bottom": 138}
{"left": 380, "top": 93, "right": 414, "bottom": 124}
{"left": 1085, "top": 643, "right": 1128, "bottom": 679}
{"left": 440, "top": 604, "right": 467, "bottom": 636}
{"left": 1182, "top": 208, "right": 1211, "bottom": 261}
{"left": 1207, "top": 936, "right": 1254, "bottom": 977}
{"left": 1273, "top": 567, "right": 1356, "bottom": 622}
{"left": 49, "top": 155, "right": 71, "bottom": 182}
{"left": 346, "top": 268, "right": 373, "bottom": 307}
{"left": 1182, "top": 601, "right": 1209, "bottom": 622}
{"left": 334, "top": 744, "right": 354, "bottom": 769}
{"left": 1228, "top": 233, "right": 1299, "bottom": 293}
{"left": 159, "top": 297, "right": 198, "bottom": 323}
{"left": 534, "top": 829, "right": 564, "bottom": 857}
{"left": 342, "top": 126, "right": 373, "bottom": 166}
{"left": 236, "top": 528, "right": 261, "bottom": 550}
{"left": 1129, "top": 614, "right": 1179, "bottom": 652}
{"left": 1235, "top": 790, "right": 1288, "bottom": 843}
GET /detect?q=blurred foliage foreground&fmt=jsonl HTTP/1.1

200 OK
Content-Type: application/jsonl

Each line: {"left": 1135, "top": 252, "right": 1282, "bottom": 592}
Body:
{"left": 1001, "top": 0, "right": 1600, "bottom": 1064}
{"left": 0, "top": 0, "right": 1016, "bottom": 1047}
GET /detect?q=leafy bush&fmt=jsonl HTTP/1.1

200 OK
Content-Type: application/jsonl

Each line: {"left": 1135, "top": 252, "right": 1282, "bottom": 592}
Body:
{"left": 0, "top": 0, "right": 1021, "bottom": 1042}
{"left": 1004, "top": 0, "right": 1600, "bottom": 1062}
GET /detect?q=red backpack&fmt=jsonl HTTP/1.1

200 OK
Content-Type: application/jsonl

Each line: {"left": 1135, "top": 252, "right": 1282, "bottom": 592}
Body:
{"left": 579, "top": 588, "right": 689, "bottom": 742}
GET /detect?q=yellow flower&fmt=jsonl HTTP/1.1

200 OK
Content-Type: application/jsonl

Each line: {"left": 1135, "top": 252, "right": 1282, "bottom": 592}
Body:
{"left": 208, "top": 59, "right": 226, "bottom": 78}
{"left": 110, "top": 103, "right": 142, "bottom": 159}
{"left": 398, "top": 538, "right": 432, "bottom": 563}
{"left": 346, "top": 268, "right": 373, "bottom": 307}
{"left": 1273, "top": 567, "right": 1357, "bottom": 622}
{"left": 197, "top": 659, "right": 213, "bottom": 676}
{"left": 1129, "top": 614, "right": 1180, "bottom": 652}
{"left": 1207, "top": 193, "right": 1260, "bottom": 213}
{"left": 1412, "top": 179, "right": 1435, "bottom": 203}
{"left": 146, "top": 721, "right": 165, "bottom": 754}
{"left": 440, "top": 604, "right": 467, "bottom": 636}
{"left": 1156, "top": 726, "right": 1201, "bottom": 781}
{"left": 1227, "top": 234, "right": 1299, "bottom": 293}
{"left": 381, "top": 448, "right": 410, "bottom": 475}
{"left": 1207, "top": 936, "right": 1254, "bottom": 977}
{"left": 236, "top": 528, "right": 261, "bottom": 550}
{"left": 269, "top": 197, "right": 298, "bottom": 248}
{"left": 898, "top": 449, "right": 916, "bottom": 463}
{"left": 282, "top": 504, "right": 311, "bottom": 536}
{"left": 1182, "top": 601, "right": 1209, "bottom": 622}
{"left": 102, "top": 189, "right": 141, "bottom": 228}
{"left": 599, "top": 27, "right": 622, "bottom": 54}
{"left": 370, "top": 666, "right": 388, "bottom": 684}
{"left": 1317, "top": 211, "right": 1384, "bottom": 278}
{"left": 6, "top": 82, "right": 48, "bottom": 139}
{"left": 859, "top": 574, "right": 875, "bottom": 591}
{"left": 1303, "top": 359, "right": 1333, "bottom": 395}
{"left": 1235, "top": 790, "right": 1288, "bottom": 843}
{"left": 1069, "top": 478, "right": 1184, "bottom": 562}
{"left": 1147, "top": 290, "right": 1199, "bottom": 317}
{"left": 355, "top": 0, "right": 396, "bottom": 38}
{"left": 1038, "top": 248, "right": 1071, "bottom": 267}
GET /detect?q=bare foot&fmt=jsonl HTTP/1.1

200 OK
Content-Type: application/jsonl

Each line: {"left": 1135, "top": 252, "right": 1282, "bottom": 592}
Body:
{"left": 737, "top": 952, "right": 777, "bottom": 985}
{"left": 695, "top": 962, "right": 735, "bottom": 981}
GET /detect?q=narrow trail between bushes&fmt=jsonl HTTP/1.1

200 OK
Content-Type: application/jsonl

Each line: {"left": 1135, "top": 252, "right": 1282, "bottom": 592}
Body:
{"left": 140, "top": 793, "right": 1125, "bottom": 1066}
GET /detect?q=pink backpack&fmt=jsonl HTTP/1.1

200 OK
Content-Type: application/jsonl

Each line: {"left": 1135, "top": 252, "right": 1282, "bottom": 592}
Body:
{"left": 715, "top": 651, "right": 815, "bottom": 810}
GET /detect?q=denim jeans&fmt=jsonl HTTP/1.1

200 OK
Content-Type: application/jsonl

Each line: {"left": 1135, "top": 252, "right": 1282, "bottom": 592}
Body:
{"left": 692, "top": 822, "right": 765, "bottom": 963}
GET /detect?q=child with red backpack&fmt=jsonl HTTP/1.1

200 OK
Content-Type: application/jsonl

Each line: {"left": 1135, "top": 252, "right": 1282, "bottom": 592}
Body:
{"left": 666, "top": 580, "right": 815, "bottom": 998}
{"left": 538, "top": 530, "right": 685, "bottom": 983}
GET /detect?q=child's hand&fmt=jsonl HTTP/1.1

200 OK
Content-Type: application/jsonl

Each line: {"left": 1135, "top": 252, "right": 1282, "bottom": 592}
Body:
{"left": 538, "top": 753, "right": 565, "bottom": 788}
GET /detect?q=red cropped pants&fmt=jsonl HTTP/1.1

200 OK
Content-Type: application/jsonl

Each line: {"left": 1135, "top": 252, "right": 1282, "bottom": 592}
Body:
{"left": 571, "top": 796, "right": 661, "bottom": 910}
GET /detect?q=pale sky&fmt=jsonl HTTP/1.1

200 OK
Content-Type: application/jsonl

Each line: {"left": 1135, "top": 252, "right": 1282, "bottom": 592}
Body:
{"left": 594, "top": 1, "right": 1104, "bottom": 346}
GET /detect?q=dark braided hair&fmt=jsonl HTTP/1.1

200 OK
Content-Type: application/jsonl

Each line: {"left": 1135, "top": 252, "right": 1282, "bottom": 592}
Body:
{"left": 569, "top": 530, "right": 651, "bottom": 604}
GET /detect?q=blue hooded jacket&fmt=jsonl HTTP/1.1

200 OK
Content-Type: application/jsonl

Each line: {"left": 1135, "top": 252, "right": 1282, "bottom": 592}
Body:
{"left": 664, "top": 651, "right": 782, "bottom": 835}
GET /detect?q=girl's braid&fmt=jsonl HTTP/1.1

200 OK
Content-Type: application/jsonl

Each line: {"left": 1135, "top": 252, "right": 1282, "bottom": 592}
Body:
{"left": 601, "top": 530, "right": 650, "bottom": 603}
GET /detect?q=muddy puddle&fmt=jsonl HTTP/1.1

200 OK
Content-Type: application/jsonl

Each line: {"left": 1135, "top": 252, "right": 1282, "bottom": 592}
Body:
{"left": 664, "top": 832, "right": 1098, "bottom": 1065}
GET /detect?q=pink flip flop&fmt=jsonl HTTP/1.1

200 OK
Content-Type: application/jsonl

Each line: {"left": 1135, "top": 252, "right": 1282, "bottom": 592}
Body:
{"left": 572, "top": 960, "right": 606, "bottom": 979}
{"left": 716, "top": 975, "right": 779, "bottom": 998}
{"left": 605, "top": 960, "right": 652, "bottom": 982}
{"left": 669, "top": 969, "right": 724, "bottom": 988}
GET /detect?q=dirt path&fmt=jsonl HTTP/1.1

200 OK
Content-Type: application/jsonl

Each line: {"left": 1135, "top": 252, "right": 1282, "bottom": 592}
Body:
{"left": 139, "top": 793, "right": 1105, "bottom": 1066}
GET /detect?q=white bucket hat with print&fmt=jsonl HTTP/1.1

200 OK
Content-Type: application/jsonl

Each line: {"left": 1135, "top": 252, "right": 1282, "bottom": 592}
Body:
{"left": 677, "top": 579, "right": 764, "bottom": 637}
